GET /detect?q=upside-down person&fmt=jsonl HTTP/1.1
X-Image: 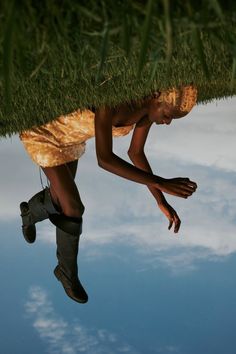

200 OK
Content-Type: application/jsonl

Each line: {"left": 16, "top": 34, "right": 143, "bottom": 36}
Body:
{"left": 19, "top": 85, "right": 198, "bottom": 303}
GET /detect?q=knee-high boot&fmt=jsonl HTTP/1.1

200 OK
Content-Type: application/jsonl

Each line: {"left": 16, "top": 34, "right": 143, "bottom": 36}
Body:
{"left": 54, "top": 227, "right": 88, "bottom": 303}
{"left": 20, "top": 187, "right": 58, "bottom": 243}
{"left": 20, "top": 187, "right": 82, "bottom": 243}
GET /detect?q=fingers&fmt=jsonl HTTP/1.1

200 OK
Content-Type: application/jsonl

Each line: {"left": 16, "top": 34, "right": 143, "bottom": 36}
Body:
{"left": 174, "top": 216, "right": 181, "bottom": 233}
{"left": 168, "top": 189, "right": 194, "bottom": 199}
{"left": 188, "top": 181, "right": 197, "bottom": 189}
{"left": 159, "top": 178, "right": 198, "bottom": 198}
{"left": 161, "top": 187, "right": 193, "bottom": 198}
{"left": 168, "top": 214, "right": 181, "bottom": 233}
{"left": 175, "top": 178, "right": 198, "bottom": 190}
{"left": 168, "top": 219, "right": 173, "bottom": 230}
{"left": 170, "top": 179, "right": 198, "bottom": 198}
{"left": 185, "top": 183, "right": 197, "bottom": 193}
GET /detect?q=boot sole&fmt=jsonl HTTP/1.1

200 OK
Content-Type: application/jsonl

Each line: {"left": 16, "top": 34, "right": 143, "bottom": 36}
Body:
{"left": 54, "top": 266, "right": 88, "bottom": 304}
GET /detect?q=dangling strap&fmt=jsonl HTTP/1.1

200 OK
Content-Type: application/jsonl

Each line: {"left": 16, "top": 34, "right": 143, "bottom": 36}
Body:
{"left": 39, "top": 167, "right": 50, "bottom": 189}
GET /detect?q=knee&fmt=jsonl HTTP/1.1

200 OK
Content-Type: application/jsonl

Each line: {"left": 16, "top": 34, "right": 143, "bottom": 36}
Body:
{"left": 62, "top": 200, "right": 85, "bottom": 218}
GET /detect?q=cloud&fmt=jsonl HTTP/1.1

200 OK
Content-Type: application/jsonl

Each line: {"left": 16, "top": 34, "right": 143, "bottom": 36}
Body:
{"left": 81, "top": 163, "right": 236, "bottom": 274}
{"left": 1, "top": 97, "right": 236, "bottom": 221}
{"left": 147, "top": 96, "right": 236, "bottom": 172}
{"left": 25, "top": 286, "right": 139, "bottom": 354}
{"left": 156, "top": 346, "right": 179, "bottom": 353}
{"left": 37, "top": 222, "right": 56, "bottom": 245}
{"left": 1, "top": 98, "right": 236, "bottom": 272}
{"left": 0, "top": 135, "right": 43, "bottom": 220}
{"left": 35, "top": 154, "right": 236, "bottom": 273}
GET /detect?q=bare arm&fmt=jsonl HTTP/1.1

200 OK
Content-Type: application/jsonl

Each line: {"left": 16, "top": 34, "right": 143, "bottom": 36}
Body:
{"left": 127, "top": 118, "right": 166, "bottom": 203}
{"left": 95, "top": 107, "right": 162, "bottom": 187}
{"left": 128, "top": 120, "right": 182, "bottom": 232}
{"left": 95, "top": 106, "right": 197, "bottom": 198}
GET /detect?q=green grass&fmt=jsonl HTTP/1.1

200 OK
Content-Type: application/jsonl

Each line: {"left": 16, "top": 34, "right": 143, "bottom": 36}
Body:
{"left": 0, "top": 0, "right": 236, "bottom": 137}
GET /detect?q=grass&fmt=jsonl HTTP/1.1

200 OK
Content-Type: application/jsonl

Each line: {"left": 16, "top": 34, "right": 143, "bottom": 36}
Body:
{"left": 0, "top": 0, "right": 236, "bottom": 137}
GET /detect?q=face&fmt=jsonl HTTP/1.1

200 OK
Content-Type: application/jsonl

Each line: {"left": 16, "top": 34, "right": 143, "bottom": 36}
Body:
{"left": 148, "top": 101, "right": 187, "bottom": 125}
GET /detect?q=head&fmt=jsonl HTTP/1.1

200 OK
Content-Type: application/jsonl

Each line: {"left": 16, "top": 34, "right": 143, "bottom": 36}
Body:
{"left": 147, "top": 85, "right": 197, "bottom": 125}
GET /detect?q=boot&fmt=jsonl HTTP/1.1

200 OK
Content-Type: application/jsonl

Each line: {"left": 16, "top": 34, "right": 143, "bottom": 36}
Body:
{"left": 20, "top": 187, "right": 83, "bottom": 243}
{"left": 54, "top": 226, "right": 88, "bottom": 304}
{"left": 20, "top": 187, "right": 58, "bottom": 243}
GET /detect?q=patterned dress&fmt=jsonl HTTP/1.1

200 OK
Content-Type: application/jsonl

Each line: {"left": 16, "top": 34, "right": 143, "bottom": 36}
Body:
{"left": 20, "top": 109, "right": 134, "bottom": 167}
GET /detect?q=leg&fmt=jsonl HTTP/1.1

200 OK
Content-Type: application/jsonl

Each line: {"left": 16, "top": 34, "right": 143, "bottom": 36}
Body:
{"left": 54, "top": 227, "right": 88, "bottom": 303}
{"left": 20, "top": 186, "right": 59, "bottom": 243}
{"left": 20, "top": 160, "right": 87, "bottom": 302}
{"left": 42, "top": 162, "right": 84, "bottom": 218}
{"left": 44, "top": 160, "right": 88, "bottom": 303}
{"left": 49, "top": 160, "right": 78, "bottom": 206}
{"left": 20, "top": 160, "right": 82, "bottom": 241}
{"left": 66, "top": 160, "right": 78, "bottom": 179}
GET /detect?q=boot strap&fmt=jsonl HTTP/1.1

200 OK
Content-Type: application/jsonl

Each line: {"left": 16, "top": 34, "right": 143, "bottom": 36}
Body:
{"left": 49, "top": 214, "right": 82, "bottom": 235}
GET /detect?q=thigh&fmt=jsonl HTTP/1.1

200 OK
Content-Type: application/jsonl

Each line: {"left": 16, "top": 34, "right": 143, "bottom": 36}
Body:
{"left": 66, "top": 160, "right": 78, "bottom": 180}
{"left": 42, "top": 163, "right": 84, "bottom": 217}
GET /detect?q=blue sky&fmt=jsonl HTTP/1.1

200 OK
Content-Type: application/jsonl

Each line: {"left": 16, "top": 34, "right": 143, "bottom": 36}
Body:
{"left": 0, "top": 97, "right": 236, "bottom": 353}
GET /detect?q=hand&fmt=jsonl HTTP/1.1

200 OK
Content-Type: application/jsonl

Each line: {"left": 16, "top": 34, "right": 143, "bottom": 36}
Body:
{"left": 158, "top": 200, "right": 181, "bottom": 233}
{"left": 156, "top": 177, "right": 197, "bottom": 199}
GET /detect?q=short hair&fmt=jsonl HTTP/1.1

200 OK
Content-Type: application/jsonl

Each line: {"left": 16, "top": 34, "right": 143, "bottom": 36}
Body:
{"left": 154, "top": 85, "right": 197, "bottom": 114}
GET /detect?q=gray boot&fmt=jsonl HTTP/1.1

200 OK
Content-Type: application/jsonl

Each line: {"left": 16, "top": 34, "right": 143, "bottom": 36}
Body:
{"left": 54, "top": 227, "right": 88, "bottom": 304}
{"left": 20, "top": 187, "right": 58, "bottom": 243}
{"left": 20, "top": 187, "right": 83, "bottom": 243}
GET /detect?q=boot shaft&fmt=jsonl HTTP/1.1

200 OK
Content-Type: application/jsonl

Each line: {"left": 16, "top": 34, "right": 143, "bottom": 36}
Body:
{"left": 28, "top": 188, "right": 58, "bottom": 224}
{"left": 56, "top": 227, "right": 81, "bottom": 280}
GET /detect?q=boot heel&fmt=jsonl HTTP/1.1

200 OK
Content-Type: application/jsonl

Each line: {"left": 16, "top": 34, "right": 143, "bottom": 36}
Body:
{"left": 19, "top": 188, "right": 59, "bottom": 244}
{"left": 20, "top": 202, "right": 36, "bottom": 244}
{"left": 20, "top": 201, "right": 29, "bottom": 215}
{"left": 53, "top": 265, "right": 88, "bottom": 304}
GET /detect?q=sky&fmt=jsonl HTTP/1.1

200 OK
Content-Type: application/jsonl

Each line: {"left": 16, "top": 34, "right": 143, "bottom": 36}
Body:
{"left": 0, "top": 96, "right": 236, "bottom": 354}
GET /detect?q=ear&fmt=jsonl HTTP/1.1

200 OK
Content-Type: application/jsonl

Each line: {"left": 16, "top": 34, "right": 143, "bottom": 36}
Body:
{"left": 152, "top": 91, "right": 161, "bottom": 99}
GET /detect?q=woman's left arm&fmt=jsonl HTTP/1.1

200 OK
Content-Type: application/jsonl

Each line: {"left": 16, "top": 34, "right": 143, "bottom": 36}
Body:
{"left": 128, "top": 119, "right": 181, "bottom": 233}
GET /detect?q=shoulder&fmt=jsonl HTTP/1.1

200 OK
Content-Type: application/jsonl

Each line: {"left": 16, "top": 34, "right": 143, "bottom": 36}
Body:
{"left": 135, "top": 115, "right": 152, "bottom": 128}
{"left": 95, "top": 106, "right": 116, "bottom": 118}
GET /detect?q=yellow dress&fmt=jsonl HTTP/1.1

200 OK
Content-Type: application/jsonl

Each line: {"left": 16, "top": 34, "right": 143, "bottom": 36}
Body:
{"left": 20, "top": 109, "right": 134, "bottom": 167}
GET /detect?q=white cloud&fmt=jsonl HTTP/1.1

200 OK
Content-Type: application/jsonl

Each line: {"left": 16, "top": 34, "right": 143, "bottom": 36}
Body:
{"left": 1, "top": 98, "right": 236, "bottom": 272}
{"left": 34, "top": 147, "right": 236, "bottom": 273}
{"left": 1, "top": 97, "right": 235, "bottom": 221}
{"left": 0, "top": 135, "right": 43, "bottom": 220}
{"left": 78, "top": 162, "right": 236, "bottom": 274}
{"left": 37, "top": 222, "right": 56, "bottom": 245}
{"left": 156, "top": 345, "right": 179, "bottom": 353}
{"left": 146, "top": 96, "right": 236, "bottom": 172}
{"left": 25, "top": 286, "right": 139, "bottom": 354}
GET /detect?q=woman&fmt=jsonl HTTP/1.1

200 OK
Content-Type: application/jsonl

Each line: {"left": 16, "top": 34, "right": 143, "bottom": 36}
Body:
{"left": 20, "top": 85, "right": 198, "bottom": 303}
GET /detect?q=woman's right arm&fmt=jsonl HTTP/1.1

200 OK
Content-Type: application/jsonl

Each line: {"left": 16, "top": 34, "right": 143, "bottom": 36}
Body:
{"left": 94, "top": 107, "right": 197, "bottom": 198}
{"left": 94, "top": 107, "right": 161, "bottom": 186}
